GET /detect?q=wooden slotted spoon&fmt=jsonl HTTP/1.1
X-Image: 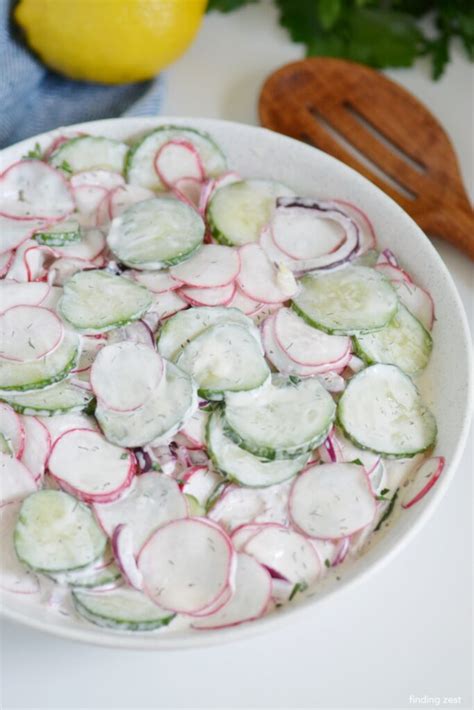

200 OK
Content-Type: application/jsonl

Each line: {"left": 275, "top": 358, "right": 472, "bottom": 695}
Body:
{"left": 259, "top": 58, "right": 474, "bottom": 258}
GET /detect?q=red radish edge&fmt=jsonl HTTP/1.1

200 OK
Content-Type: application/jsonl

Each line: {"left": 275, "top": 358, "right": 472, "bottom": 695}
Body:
{"left": 138, "top": 517, "right": 235, "bottom": 615}
{"left": 402, "top": 457, "right": 445, "bottom": 509}
{"left": 154, "top": 140, "right": 205, "bottom": 188}
{"left": 111, "top": 523, "right": 144, "bottom": 591}
{"left": 0, "top": 160, "right": 74, "bottom": 220}
{"left": 47, "top": 428, "right": 137, "bottom": 504}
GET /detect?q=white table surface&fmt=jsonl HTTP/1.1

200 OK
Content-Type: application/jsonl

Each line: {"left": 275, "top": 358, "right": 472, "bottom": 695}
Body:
{"left": 1, "top": 5, "right": 472, "bottom": 710}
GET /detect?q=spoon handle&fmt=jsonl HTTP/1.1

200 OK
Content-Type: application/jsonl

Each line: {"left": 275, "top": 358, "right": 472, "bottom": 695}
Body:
{"left": 418, "top": 204, "right": 474, "bottom": 259}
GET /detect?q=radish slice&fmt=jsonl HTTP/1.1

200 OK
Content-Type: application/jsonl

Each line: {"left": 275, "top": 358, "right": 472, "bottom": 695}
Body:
{"left": 368, "top": 459, "right": 387, "bottom": 496}
{"left": 48, "top": 428, "right": 136, "bottom": 503}
{"left": 0, "top": 403, "right": 25, "bottom": 458}
{"left": 93, "top": 472, "right": 187, "bottom": 553}
{"left": 401, "top": 456, "right": 445, "bottom": 509}
{"left": 393, "top": 281, "right": 435, "bottom": 331}
{"left": 180, "top": 409, "right": 208, "bottom": 448}
{"left": 20, "top": 416, "right": 51, "bottom": 483}
{"left": 173, "top": 176, "right": 202, "bottom": 209}
{"left": 111, "top": 524, "right": 144, "bottom": 591}
{"left": 181, "top": 466, "right": 223, "bottom": 507}
{"left": 180, "top": 281, "right": 236, "bottom": 307}
{"left": 0, "top": 280, "right": 51, "bottom": 310}
{"left": 190, "top": 583, "right": 233, "bottom": 618}
{"left": 0, "top": 452, "right": 37, "bottom": 504}
{"left": 0, "top": 501, "right": 39, "bottom": 594}
{"left": 48, "top": 256, "right": 96, "bottom": 285}
{"left": 191, "top": 554, "right": 271, "bottom": 629}
{"left": 0, "top": 306, "right": 64, "bottom": 362}
{"left": 138, "top": 517, "right": 235, "bottom": 614}
{"left": 53, "top": 228, "right": 105, "bottom": 261}
{"left": 0, "top": 214, "right": 48, "bottom": 253}
{"left": 0, "top": 160, "right": 74, "bottom": 220}
{"left": 272, "top": 202, "right": 346, "bottom": 260}
{"left": 244, "top": 524, "right": 320, "bottom": 585}
{"left": 317, "top": 371, "right": 346, "bottom": 392}
{"left": 107, "top": 184, "right": 155, "bottom": 221}
{"left": 129, "top": 270, "right": 181, "bottom": 294}
{"left": 334, "top": 429, "right": 380, "bottom": 473}
{"left": 375, "top": 262, "right": 412, "bottom": 284}
{"left": 270, "top": 197, "right": 359, "bottom": 271}
{"left": 106, "top": 320, "right": 154, "bottom": 349}
{"left": 154, "top": 140, "right": 205, "bottom": 188}
{"left": 39, "top": 412, "right": 98, "bottom": 444}
{"left": 209, "top": 483, "right": 292, "bottom": 532}
{"left": 146, "top": 291, "right": 187, "bottom": 322}
{"left": 90, "top": 342, "right": 164, "bottom": 412}
{"left": 237, "top": 243, "right": 298, "bottom": 303}
{"left": 231, "top": 524, "right": 266, "bottom": 551}
{"left": 73, "top": 185, "right": 108, "bottom": 226}
{"left": 70, "top": 170, "right": 125, "bottom": 192}
{"left": 328, "top": 199, "right": 376, "bottom": 254}
{"left": 227, "top": 287, "right": 263, "bottom": 316}
{"left": 262, "top": 314, "right": 350, "bottom": 377}
{"left": 6, "top": 240, "right": 56, "bottom": 282}
{"left": 274, "top": 307, "right": 350, "bottom": 367}
{"left": 347, "top": 354, "right": 365, "bottom": 373}
{"left": 0, "top": 250, "right": 14, "bottom": 277}
{"left": 170, "top": 244, "right": 240, "bottom": 288}
{"left": 71, "top": 335, "right": 107, "bottom": 374}
{"left": 289, "top": 463, "right": 376, "bottom": 539}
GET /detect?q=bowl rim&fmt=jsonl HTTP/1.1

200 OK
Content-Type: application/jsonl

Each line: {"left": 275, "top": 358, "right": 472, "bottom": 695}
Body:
{"left": 1, "top": 116, "right": 472, "bottom": 651}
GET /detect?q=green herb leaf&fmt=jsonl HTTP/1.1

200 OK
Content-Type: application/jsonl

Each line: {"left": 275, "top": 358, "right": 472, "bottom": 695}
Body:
{"left": 289, "top": 581, "right": 308, "bottom": 600}
{"left": 374, "top": 488, "right": 399, "bottom": 531}
{"left": 209, "top": 0, "right": 474, "bottom": 79}
{"left": 317, "top": 0, "right": 342, "bottom": 30}
{"left": 22, "top": 142, "right": 43, "bottom": 160}
{"left": 58, "top": 160, "right": 73, "bottom": 175}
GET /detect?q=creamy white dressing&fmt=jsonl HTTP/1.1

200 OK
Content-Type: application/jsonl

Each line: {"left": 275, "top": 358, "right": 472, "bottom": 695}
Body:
{"left": 0, "top": 131, "right": 439, "bottom": 636}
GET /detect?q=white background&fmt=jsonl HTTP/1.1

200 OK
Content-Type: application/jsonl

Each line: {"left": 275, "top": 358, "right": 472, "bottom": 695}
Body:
{"left": 1, "top": 4, "right": 472, "bottom": 709}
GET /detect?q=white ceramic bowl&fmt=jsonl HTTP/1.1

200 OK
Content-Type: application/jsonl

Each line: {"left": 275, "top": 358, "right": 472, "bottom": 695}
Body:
{"left": 1, "top": 117, "right": 472, "bottom": 650}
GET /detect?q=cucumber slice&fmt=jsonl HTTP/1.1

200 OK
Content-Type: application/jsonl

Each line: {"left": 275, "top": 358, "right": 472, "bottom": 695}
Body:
{"left": 34, "top": 220, "right": 81, "bottom": 246}
{"left": 157, "top": 306, "right": 259, "bottom": 362}
{"left": 223, "top": 375, "right": 336, "bottom": 459}
{"left": 354, "top": 304, "right": 432, "bottom": 375}
{"left": 50, "top": 551, "right": 121, "bottom": 589}
{"left": 50, "top": 136, "right": 128, "bottom": 174}
{"left": 125, "top": 125, "right": 226, "bottom": 191}
{"left": 337, "top": 364, "right": 437, "bottom": 457}
{"left": 107, "top": 197, "right": 204, "bottom": 270}
{"left": 59, "top": 270, "right": 152, "bottom": 334}
{"left": 95, "top": 361, "right": 197, "bottom": 447}
{"left": 208, "top": 179, "right": 294, "bottom": 246}
{"left": 73, "top": 587, "right": 175, "bottom": 631}
{"left": 14, "top": 490, "right": 106, "bottom": 573}
{"left": 177, "top": 322, "right": 270, "bottom": 400}
{"left": 207, "top": 411, "right": 310, "bottom": 488}
{"left": 292, "top": 265, "right": 398, "bottom": 335}
{"left": 1, "top": 379, "right": 93, "bottom": 415}
{"left": 0, "top": 330, "right": 80, "bottom": 392}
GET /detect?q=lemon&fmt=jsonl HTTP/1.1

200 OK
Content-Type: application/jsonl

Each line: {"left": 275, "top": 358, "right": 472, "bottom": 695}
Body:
{"left": 15, "top": 0, "right": 207, "bottom": 84}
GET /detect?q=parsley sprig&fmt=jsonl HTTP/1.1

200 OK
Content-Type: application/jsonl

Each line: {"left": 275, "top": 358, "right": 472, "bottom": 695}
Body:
{"left": 208, "top": 0, "right": 473, "bottom": 79}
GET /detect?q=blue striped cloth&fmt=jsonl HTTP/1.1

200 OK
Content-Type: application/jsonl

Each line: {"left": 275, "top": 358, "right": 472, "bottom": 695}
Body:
{"left": 0, "top": 0, "right": 165, "bottom": 149}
